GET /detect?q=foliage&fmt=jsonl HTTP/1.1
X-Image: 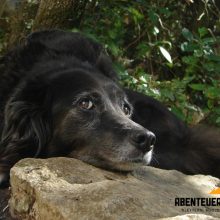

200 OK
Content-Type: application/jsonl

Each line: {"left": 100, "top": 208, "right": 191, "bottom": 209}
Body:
{"left": 76, "top": 0, "right": 220, "bottom": 126}
{"left": 0, "top": 0, "right": 220, "bottom": 126}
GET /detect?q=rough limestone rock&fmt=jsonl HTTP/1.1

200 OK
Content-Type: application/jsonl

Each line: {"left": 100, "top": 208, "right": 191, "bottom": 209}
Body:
{"left": 9, "top": 158, "right": 220, "bottom": 220}
{"left": 160, "top": 214, "right": 219, "bottom": 219}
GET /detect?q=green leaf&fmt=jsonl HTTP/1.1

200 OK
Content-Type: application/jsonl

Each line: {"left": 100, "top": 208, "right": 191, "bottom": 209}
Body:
{"left": 202, "top": 37, "right": 216, "bottom": 44}
{"left": 182, "top": 56, "right": 199, "bottom": 65}
{"left": 180, "top": 42, "right": 188, "bottom": 52}
{"left": 189, "top": 84, "right": 205, "bottom": 91}
{"left": 136, "top": 43, "right": 151, "bottom": 58}
{"left": 108, "top": 30, "right": 117, "bottom": 39}
{"left": 204, "top": 87, "right": 220, "bottom": 99}
{"left": 180, "top": 42, "right": 199, "bottom": 52}
{"left": 148, "top": 10, "right": 158, "bottom": 24}
{"left": 159, "top": 87, "right": 175, "bottom": 101}
{"left": 159, "top": 46, "right": 172, "bottom": 63}
{"left": 198, "top": 27, "right": 209, "bottom": 38}
{"left": 108, "top": 42, "right": 120, "bottom": 56}
{"left": 182, "top": 28, "right": 194, "bottom": 41}
{"left": 194, "top": 49, "right": 203, "bottom": 57}
{"left": 171, "top": 106, "right": 185, "bottom": 120}
{"left": 159, "top": 7, "right": 171, "bottom": 17}
{"left": 203, "top": 62, "right": 220, "bottom": 73}
{"left": 128, "top": 8, "right": 144, "bottom": 20}
{"left": 206, "top": 54, "right": 220, "bottom": 62}
{"left": 207, "top": 99, "right": 214, "bottom": 109}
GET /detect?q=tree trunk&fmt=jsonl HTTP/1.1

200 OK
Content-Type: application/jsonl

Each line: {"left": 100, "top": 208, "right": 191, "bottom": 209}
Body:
{"left": 32, "top": 0, "right": 77, "bottom": 31}
{"left": 2, "top": 0, "right": 89, "bottom": 49}
{"left": 0, "top": 0, "right": 7, "bottom": 18}
{"left": 6, "top": 0, "right": 39, "bottom": 49}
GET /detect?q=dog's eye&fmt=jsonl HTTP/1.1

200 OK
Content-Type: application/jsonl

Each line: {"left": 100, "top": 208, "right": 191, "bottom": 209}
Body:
{"left": 123, "top": 103, "right": 131, "bottom": 116}
{"left": 78, "top": 99, "right": 94, "bottom": 110}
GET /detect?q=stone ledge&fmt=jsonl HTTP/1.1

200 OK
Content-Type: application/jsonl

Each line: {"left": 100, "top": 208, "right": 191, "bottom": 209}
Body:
{"left": 9, "top": 157, "right": 220, "bottom": 219}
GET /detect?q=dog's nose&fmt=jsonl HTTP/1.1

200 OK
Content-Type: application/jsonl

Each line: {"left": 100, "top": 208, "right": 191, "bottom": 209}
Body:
{"left": 131, "top": 130, "right": 156, "bottom": 153}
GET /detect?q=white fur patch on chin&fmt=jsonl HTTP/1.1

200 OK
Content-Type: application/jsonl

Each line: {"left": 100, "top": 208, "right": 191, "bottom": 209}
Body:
{"left": 143, "top": 148, "right": 153, "bottom": 165}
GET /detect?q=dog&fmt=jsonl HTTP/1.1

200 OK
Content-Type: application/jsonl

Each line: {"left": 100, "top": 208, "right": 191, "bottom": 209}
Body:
{"left": 0, "top": 30, "right": 219, "bottom": 188}
{"left": 0, "top": 30, "right": 156, "bottom": 187}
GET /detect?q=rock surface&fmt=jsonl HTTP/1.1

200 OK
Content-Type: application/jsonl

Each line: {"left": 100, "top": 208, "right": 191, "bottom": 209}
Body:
{"left": 160, "top": 214, "right": 219, "bottom": 219}
{"left": 9, "top": 157, "right": 220, "bottom": 220}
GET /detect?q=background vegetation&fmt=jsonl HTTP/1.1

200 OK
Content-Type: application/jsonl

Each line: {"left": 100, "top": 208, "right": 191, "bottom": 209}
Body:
{"left": 0, "top": 0, "right": 220, "bottom": 126}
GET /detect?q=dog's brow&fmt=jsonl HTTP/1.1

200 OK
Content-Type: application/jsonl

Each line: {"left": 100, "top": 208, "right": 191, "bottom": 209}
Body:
{"left": 74, "top": 91, "right": 101, "bottom": 100}
{"left": 105, "top": 84, "right": 125, "bottom": 99}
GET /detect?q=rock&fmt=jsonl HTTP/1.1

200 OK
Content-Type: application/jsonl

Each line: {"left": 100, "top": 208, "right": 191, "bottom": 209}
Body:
{"left": 9, "top": 158, "right": 220, "bottom": 220}
{"left": 159, "top": 214, "right": 219, "bottom": 219}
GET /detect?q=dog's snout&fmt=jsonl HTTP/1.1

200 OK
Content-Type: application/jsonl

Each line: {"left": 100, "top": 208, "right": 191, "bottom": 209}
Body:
{"left": 131, "top": 130, "right": 156, "bottom": 153}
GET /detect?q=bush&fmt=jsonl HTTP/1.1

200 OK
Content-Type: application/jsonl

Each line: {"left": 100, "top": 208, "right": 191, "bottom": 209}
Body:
{"left": 77, "top": 0, "right": 220, "bottom": 126}
{"left": 1, "top": 0, "right": 220, "bottom": 126}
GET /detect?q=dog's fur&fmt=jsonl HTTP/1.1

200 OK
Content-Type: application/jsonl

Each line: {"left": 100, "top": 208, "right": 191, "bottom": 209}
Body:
{"left": 0, "top": 30, "right": 155, "bottom": 186}
{"left": 0, "top": 30, "right": 219, "bottom": 188}
{"left": 126, "top": 90, "right": 220, "bottom": 177}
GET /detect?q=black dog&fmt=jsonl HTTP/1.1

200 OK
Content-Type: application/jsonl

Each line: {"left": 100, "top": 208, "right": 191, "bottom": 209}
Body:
{"left": 0, "top": 30, "right": 219, "bottom": 188}
{"left": 0, "top": 30, "right": 155, "bottom": 186}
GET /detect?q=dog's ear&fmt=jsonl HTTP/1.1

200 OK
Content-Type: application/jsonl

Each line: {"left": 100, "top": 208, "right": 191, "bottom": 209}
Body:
{"left": 27, "top": 29, "right": 102, "bottom": 63}
{"left": 95, "top": 53, "right": 119, "bottom": 82}
{"left": 28, "top": 30, "right": 119, "bottom": 81}
{"left": 0, "top": 78, "right": 52, "bottom": 186}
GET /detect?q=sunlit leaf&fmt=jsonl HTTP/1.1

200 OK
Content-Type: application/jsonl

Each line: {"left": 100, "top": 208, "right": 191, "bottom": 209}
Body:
{"left": 153, "top": 26, "right": 159, "bottom": 35}
{"left": 194, "top": 49, "right": 203, "bottom": 57}
{"left": 159, "top": 46, "right": 172, "bottom": 63}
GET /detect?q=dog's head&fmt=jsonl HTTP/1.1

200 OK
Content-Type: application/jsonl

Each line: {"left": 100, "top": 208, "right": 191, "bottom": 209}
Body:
{"left": 48, "top": 69, "right": 155, "bottom": 171}
{"left": 0, "top": 30, "right": 155, "bottom": 185}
